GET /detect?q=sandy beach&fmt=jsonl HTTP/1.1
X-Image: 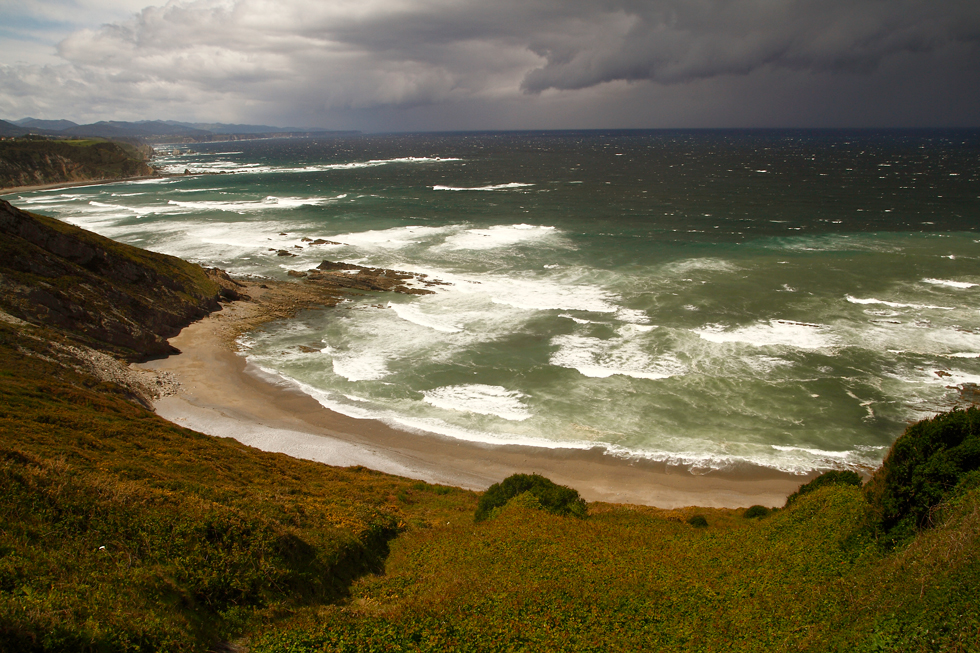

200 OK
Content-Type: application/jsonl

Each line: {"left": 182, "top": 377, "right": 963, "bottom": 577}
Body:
{"left": 135, "top": 280, "right": 815, "bottom": 509}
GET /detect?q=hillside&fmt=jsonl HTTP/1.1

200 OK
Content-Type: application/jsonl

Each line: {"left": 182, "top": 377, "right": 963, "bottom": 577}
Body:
{"left": 0, "top": 138, "right": 154, "bottom": 190}
{"left": 0, "top": 201, "right": 977, "bottom": 652}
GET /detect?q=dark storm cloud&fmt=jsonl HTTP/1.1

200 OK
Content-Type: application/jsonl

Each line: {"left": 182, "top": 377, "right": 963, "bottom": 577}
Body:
{"left": 518, "top": 0, "right": 980, "bottom": 92}
{"left": 1, "top": 0, "right": 978, "bottom": 127}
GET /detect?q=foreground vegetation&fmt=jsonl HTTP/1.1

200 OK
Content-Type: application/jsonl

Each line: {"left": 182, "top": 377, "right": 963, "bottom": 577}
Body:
{"left": 249, "top": 408, "right": 980, "bottom": 653}
{"left": 1, "top": 200, "right": 977, "bottom": 651}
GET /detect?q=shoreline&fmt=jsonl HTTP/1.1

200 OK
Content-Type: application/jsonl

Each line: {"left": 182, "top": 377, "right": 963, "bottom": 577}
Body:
{"left": 137, "top": 281, "right": 814, "bottom": 508}
{"left": 0, "top": 174, "right": 166, "bottom": 195}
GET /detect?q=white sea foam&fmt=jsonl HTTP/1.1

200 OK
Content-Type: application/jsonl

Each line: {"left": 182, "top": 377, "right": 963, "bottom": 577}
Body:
{"left": 550, "top": 334, "right": 686, "bottom": 380}
{"left": 423, "top": 384, "right": 531, "bottom": 421}
{"left": 320, "top": 346, "right": 389, "bottom": 382}
{"left": 432, "top": 182, "right": 534, "bottom": 191}
{"left": 922, "top": 278, "right": 978, "bottom": 289}
{"left": 694, "top": 320, "right": 836, "bottom": 349}
{"left": 771, "top": 445, "right": 852, "bottom": 459}
{"left": 167, "top": 195, "right": 341, "bottom": 213}
{"left": 88, "top": 200, "right": 157, "bottom": 216}
{"left": 328, "top": 225, "right": 452, "bottom": 250}
{"left": 846, "top": 295, "right": 954, "bottom": 310}
{"left": 437, "top": 224, "right": 558, "bottom": 250}
{"left": 559, "top": 313, "right": 599, "bottom": 325}
{"left": 161, "top": 156, "right": 460, "bottom": 176}
{"left": 488, "top": 277, "right": 618, "bottom": 313}
{"left": 388, "top": 302, "right": 463, "bottom": 333}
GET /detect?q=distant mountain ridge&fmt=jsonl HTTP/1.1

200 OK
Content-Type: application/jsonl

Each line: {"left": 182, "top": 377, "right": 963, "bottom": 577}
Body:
{"left": 2, "top": 117, "right": 357, "bottom": 141}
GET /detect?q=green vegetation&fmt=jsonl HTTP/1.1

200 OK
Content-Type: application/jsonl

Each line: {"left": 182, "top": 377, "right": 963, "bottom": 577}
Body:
{"left": 686, "top": 513, "right": 709, "bottom": 528}
{"left": 0, "top": 321, "right": 475, "bottom": 650}
{"left": 474, "top": 473, "right": 587, "bottom": 522}
{"left": 0, "top": 137, "right": 153, "bottom": 189}
{"left": 743, "top": 505, "right": 771, "bottom": 519}
{"left": 866, "top": 406, "right": 980, "bottom": 548}
{"left": 785, "top": 470, "right": 864, "bottom": 506}
{"left": 1, "top": 205, "right": 978, "bottom": 651}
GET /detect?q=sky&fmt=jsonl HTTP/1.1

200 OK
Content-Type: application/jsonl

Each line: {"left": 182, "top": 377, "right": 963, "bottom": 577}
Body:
{"left": 0, "top": 0, "right": 978, "bottom": 132}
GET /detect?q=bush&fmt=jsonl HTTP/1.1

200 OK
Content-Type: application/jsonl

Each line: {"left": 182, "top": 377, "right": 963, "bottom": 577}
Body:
{"left": 475, "top": 474, "right": 587, "bottom": 522}
{"left": 865, "top": 406, "right": 980, "bottom": 546}
{"left": 785, "top": 470, "right": 863, "bottom": 507}
{"left": 687, "top": 514, "right": 708, "bottom": 528}
{"left": 743, "top": 505, "right": 771, "bottom": 519}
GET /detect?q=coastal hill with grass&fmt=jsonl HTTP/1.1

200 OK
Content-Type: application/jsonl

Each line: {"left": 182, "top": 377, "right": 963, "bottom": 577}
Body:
{"left": 0, "top": 198, "right": 978, "bottom": 651}
{"left": 0, "top": 137, "right": 154, "bottom": 190}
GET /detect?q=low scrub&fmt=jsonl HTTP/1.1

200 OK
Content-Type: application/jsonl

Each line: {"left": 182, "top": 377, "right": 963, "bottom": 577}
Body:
{"left": 865, "top": 406, "right": 980, "bottom": 547}
{"left": 474, "top": 473, "right": 587, "bottom": 522}
{"left": 785, "top": 470, "right": 863, "bottom": 507}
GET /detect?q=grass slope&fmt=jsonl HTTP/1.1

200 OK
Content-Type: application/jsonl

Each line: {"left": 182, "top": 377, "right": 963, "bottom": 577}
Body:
{"left": 252, "top": 484, "right": 979, "bottom": 652}
{"left": 0, "top": 321, "right": 475, "bottom": 651}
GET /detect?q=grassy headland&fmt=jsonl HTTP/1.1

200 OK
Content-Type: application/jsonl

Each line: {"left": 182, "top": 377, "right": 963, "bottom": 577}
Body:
{"left": 0, "top": 199, "right": 977, "bottom": 651}
{"left": 0, "top": 137, "right": 154, "bottom": 190}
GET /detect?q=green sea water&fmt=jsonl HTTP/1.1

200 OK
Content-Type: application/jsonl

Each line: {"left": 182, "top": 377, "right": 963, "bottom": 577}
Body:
{"left": 7, "top": 130, "right": 980, "bottom": 473}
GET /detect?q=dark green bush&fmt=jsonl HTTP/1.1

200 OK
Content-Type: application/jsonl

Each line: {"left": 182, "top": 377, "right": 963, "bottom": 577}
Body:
{"left": 474, "top": 474, "right": 586, "bottom": 522}
{"left": 743, "top": 505, "right": 771, "bottom": 519}
{"left": 687, "top": 514, "right": 708, "bottom": 528}
{"left": 865, "top": 407, "right": 980, "bottom": 546}
{"left": 785, "top": 470, "right": 863, "bottom": 507}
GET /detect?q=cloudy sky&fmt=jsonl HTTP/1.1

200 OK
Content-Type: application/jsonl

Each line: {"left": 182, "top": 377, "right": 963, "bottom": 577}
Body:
{"left": 1, "top": 0, "right": 978, "bottom": 131}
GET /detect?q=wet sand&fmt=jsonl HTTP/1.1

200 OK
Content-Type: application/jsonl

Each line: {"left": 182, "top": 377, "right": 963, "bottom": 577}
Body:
{"left": 137, "top": 284, "right": 814, "bottom": 508}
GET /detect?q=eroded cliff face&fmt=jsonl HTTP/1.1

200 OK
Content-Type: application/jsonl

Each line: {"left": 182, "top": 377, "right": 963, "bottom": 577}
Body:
{"left": 0, "top": 199, "right": 221, "bottom": 360}
{"left": 0, "top": 139, "right": 154, "bottom": 189}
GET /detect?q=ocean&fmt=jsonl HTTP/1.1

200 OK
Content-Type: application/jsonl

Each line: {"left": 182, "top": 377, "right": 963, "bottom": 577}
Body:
{"left": 8, "top": 129, "right": 980, "bottom": 475}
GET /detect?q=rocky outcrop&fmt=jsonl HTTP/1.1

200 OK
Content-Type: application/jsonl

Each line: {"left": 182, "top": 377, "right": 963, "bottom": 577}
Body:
{"left": 0, "top": 199, "right": 222, "bottom": 360}
{"left": 306, "top": 261, "right": 446, "bottom": 296}
{"left": 204, "top": 266, "right": 251, "bottom": 301}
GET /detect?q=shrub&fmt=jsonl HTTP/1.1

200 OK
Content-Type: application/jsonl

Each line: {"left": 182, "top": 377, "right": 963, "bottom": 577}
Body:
{"left": 687, "top": 514, "right": 708, "bottom": 528}
{"left": 743, "top": 505, "right": 771, "bottom": 519}
{"left": 785, "top": 470, "right": 863, "bottom": 507}
{"left": 865, "top": 407, "right": 980, "bottom": 546}
{"left": 474, "top": 474, "right": 587, "bottom": 522}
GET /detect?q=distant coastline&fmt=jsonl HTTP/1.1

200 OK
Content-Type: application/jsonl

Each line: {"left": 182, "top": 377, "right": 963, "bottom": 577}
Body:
{"left": 0, "top": 173, "right": 163, "bottom": 195}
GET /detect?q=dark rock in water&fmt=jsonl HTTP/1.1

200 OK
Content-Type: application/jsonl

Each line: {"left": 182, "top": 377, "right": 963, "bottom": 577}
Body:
{"left": 309, "top": 238, "right": 342, "bottom": 245}
{"left": 0, "top": 199, "right": 224, "bottom": 360}
{"left": 311, "top": 260, "right": 444, "bottom": 295}
{"left": 287, "top": 270, "right": 308, "bottom": 278}
{"left": 276, "top": 249, "right": 296, "bottom": 257}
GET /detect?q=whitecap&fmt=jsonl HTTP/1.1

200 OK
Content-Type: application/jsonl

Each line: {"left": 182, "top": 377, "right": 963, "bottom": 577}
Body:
{"left": 846, "top": 295, "right": 954, "bottom": 310}
{"left": 437, "top": 223, "right": 558, "bottom": 250}
{"left": 322, "top": 348, "right": 389, "bottom": 382}
{"left": 387, "top": 302, "right": 463, "bottom": 333}
{"left": 432, "top": 182, "right": 534, "bottom": 191}
{"left": 550, "top": 334, "right": 685, "bottom": 380}
{"left": 921, "top": 278, "right": 978, "bottom": 289}
{"left": 166, "top": 195, "right": 340, "bottom": 213}
{"left": 423, "top": 384, "right": 531, "bottom": 421}
{"left": 694, "top": 320, "right": 835, "bottom": 349}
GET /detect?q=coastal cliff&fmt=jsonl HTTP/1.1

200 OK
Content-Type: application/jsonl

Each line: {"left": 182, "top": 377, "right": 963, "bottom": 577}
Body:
{"left": 0, "top": 199, "right": 219, "bottom": 359}
{"left": 0, "top": 138, "right": 154, "bottom": 189}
